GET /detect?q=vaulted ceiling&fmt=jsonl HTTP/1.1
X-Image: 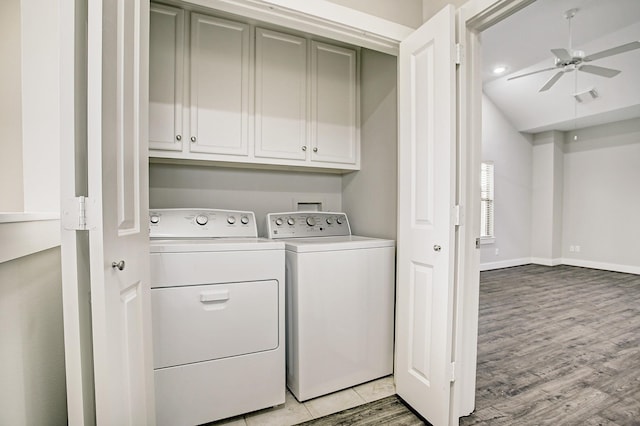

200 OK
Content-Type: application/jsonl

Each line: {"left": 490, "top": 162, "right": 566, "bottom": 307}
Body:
{"left": 482, "top": 0, "right": 640, "bottom": 133}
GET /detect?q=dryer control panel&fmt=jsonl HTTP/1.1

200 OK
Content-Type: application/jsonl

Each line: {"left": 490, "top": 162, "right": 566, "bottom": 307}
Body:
{"left": 149, "top": 208, "right": 257, "bottom": 238}
{"left": 267, "top": 211, "right": 351, "bottom": 239}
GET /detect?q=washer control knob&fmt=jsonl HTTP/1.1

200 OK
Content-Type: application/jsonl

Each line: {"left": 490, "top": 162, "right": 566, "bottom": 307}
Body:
{"left": 336, "top": 217, "right": 344, "bottom": 225}
{"left": 306, "top": 217, "right": 316, "bottom": 227}
{"left": 227, "top": 216, "right": 236, "bottom": 225}
{"left": 326, "top": 217, "right": 333, "bottom": 225}
{"left": 195, "top": 215, "right": 208, "bottom": 226}
{"left": 240, "top": 215, "right": 249, "bottom": 225}
{"left": 150, "top": 215, "right": 160, "bottom": 224}
{"left": 275, "top": 218, "right": 284, "bottom": 226}
{"left": 287, "top": 217, "right": 295, "bottom": 226}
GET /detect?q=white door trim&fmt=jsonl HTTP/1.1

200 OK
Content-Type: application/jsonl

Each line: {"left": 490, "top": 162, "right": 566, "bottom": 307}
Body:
{"left": 452, "top": 0, "right": 539, "bottom": 418}
{"left": 180, "top": 0, "right": 412, "bottom": 55}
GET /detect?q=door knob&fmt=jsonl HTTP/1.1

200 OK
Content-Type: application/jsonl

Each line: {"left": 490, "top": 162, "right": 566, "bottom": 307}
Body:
{"left": 433, "top": 245, "right": 442, "bottom": 252}
{"left": 111, "top": 260, "right": 125, "bottom": 271}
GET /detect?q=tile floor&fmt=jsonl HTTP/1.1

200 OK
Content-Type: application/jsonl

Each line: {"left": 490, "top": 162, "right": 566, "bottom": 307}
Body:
{"left": 208, "top": 375, "right": 396, "bottom": 426}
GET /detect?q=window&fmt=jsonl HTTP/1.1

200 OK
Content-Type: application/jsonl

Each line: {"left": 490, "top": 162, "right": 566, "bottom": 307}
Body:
{"left": 480, "top": 162, "right": 494, "bottom": 239}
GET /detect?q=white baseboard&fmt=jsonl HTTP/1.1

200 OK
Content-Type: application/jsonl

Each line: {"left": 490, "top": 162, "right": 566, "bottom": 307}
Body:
{"left": 480, "top": 257, "right": 532, "bottom": 271}
{"left": 560, "top": 258, "right": 640, "bottom": 275}
{"left": 530, "top": 257, "right": 562, "bottom": 267}
{"left": 480, "top": 257, "right": 639, "bottom": 275}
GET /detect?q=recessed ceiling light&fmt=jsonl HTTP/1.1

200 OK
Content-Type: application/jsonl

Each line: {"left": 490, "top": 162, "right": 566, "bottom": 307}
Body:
{"left": 493, "top": 65, "right": 507, "bottom": 75}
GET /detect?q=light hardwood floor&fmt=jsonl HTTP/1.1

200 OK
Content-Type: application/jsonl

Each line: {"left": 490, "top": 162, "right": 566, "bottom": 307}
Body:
{"left": 462, "top": 264, "right": 640, "bottom": 425}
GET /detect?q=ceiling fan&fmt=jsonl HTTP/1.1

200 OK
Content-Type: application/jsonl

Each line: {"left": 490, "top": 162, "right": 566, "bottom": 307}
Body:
{"left": 508, "top": 8, "right": 640, "bottom": 92}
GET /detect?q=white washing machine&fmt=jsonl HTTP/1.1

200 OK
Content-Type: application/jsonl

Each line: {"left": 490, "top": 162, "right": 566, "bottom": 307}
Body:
{"left": 266, "top": 211, "right": 395, "bottom": 402}
{"left": 149, "top": 208, "right": 285, "bottom": 426}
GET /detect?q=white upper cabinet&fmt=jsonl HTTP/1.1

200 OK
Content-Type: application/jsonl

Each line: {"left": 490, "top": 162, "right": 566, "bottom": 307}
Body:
{"left": 254, "top": 28, "right": 307, "bottom": 161}
{"left": 190, "top": 14, "right": 250, "bottom": 156}
{"left": 148, "top": 5, "right": 360, "bottom": 171}
{"left": 311, "top": 42, "right": 358, "bottom": 166}
{"left": 149, "top": 4, "right": 184, "bottom": 151}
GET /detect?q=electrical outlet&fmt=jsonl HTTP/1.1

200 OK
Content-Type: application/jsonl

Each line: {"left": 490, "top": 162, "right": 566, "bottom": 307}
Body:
{"left": 495, "top": 248, "right": 499, "bottom": 256}
{"left": 569, "top": 245, "right": 575, "bottom": 252}
{"left": 575, "top": 245, "right": 581, "bottom": 253}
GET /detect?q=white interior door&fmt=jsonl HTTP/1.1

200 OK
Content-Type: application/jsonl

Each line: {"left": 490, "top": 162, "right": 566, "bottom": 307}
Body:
{"left": 395, "top": 5, "right": 457, "bottom": 426}
{"left": 86, "top": 0, "right": 155, "bottom": 424}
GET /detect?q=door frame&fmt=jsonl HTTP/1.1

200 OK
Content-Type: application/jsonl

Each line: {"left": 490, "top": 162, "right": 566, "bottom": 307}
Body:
{"left": 453, "top": 0, "right": 535, "bottom": 418}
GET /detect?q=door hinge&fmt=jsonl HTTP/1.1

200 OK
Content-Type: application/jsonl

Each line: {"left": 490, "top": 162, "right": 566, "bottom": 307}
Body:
{"left": 62, "top": 196, "right": 96, "bottom": 231}
{"left": 449, "top": 362, "right": 456, "bottom": 382}
{"left": 453, "top": 205, "right": 463, "bottom": 226}
{"left": 455, "top": 43, "right": 463, "bottom": 65}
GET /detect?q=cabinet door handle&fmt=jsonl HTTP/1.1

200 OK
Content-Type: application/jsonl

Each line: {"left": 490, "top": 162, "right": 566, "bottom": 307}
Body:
{"left": 190, "top": 136, "right": 197, "bottom": 143}
{"left": 302, "top": 146, "right": 307, "bottom": 151}
{"left": 313, "top": 147, "right": 318, "bottom": 153}
{"left": 176, "top": 134, "right": 182, "bottom": 141}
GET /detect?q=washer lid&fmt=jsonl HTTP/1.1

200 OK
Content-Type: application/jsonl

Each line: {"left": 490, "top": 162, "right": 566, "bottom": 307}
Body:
{"left": 282, "top": 235, "right": 395, "bottom": 253}
{"left": 150, "top": 238, "right": 284, "bottom": 253}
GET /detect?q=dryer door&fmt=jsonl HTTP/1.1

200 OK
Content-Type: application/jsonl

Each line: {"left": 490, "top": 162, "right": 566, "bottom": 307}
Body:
{"left": 152, "top": 279, "right": 279, "bottom": 369}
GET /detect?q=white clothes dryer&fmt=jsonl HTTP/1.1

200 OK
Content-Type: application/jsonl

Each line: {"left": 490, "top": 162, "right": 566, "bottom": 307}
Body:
{"left": 266, "top": 211, "right": 395, "bottom": 402}
{"left": 149, "top": 208, "right": 285, "bottom": 426}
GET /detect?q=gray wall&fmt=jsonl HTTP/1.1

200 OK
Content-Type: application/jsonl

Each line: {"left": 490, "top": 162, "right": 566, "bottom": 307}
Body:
{"left": 327, "top": 0, "right": 423, "bottom": 28}
{"left": 0, "top": 247, "right": 67, "bottom": 426}
{"left": 562, "top": 118, "right": 640, "bottom": 273}
{"left": 342, "top": 49, "right": 397, "bottom": 240}
{"left": 531, "top": 131, "right": 564, "bottom": 265}
{"left": 149, "top": 164, "right": 343, "bottom": 236}
{"left": 480, "top": 94, "right": 533, "bottom": 269}
{"left": 481, "top": 102, "right": 640, "bottom": 274}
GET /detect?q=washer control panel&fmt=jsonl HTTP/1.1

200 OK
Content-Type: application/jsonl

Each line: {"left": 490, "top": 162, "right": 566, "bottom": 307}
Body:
{"left": 149, "top": 208, "right": 257, "bottom": 238}
{"left": 267, "top": 211, "right": 351, "bottom": 239}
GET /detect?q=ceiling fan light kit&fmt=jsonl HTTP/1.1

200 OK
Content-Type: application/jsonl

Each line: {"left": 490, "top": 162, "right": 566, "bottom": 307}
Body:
{"left": 573, "top": 88, "right": 599, "bottom": 103}
{"left": 506, "top": 8, "right": 640, "bottom": 92}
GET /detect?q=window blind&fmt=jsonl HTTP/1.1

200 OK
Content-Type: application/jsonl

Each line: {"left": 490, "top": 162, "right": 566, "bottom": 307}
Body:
{"left": 480, "top": 162, "right": 494, "bottom": 238}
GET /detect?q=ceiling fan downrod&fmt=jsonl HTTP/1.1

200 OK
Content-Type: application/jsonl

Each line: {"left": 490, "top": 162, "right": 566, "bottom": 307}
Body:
{"left": 564, "top": 8, "right": 579, "bottom": 52}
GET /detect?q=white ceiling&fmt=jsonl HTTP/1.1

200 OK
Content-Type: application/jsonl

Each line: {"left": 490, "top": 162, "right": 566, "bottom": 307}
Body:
{"left": 481, "top": 0, "right": 640, "bottom": 133}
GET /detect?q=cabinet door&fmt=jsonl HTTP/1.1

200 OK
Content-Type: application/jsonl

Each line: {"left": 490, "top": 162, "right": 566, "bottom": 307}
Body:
{"left": 254, "top": 28, "right": 307, "bottom": 161}
{"left": 149, "top": 4, "right": 184, "bottom": 151}
{"left": 310, "top": 42, "right": 358, "bottom": 165}
{"left": 190, "top": 14, "right": 249, "bottom": 156}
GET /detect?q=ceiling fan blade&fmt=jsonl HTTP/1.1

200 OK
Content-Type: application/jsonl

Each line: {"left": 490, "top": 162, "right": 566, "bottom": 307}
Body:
{"left": 551, "top": 48, "right": 572, "bottom": 62}
{"left": 539, "top": 71, "right": 564, "bottom": 92}
{"left": 579, "top": 64, "right": 621, "bottom": 78}
{"left": 507, "top": 66, "right": 557, "bottom": 81}
{"left": 584, "top": 41, "right": 640, "bottom": 62}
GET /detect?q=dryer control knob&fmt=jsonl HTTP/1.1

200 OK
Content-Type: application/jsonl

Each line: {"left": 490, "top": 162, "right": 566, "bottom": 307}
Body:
{"left": 326, "top": 217, "right": 333, "bottom": 225}
{"left": 195, "top": 215, "right": 208, "bottom": 226}
{"left": 275, "top": 218, "right": 284, "bottom": 226}
{"left": 227, "top": 216, "right": 236, "bottom": 225}
{"left": 336, "top": 217, "right": 344, "bottom": 225}
{"left": 240, "top": 216, "right": 249, "bottom": 225}
{"left": 150, "top": 215, "right": 160, "bottom": 224}
{"left": 306, "top": 217, "right": 316, "bottom": 227}
{"left": 287, "top": 218, "right": 295, "bottom": 226}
